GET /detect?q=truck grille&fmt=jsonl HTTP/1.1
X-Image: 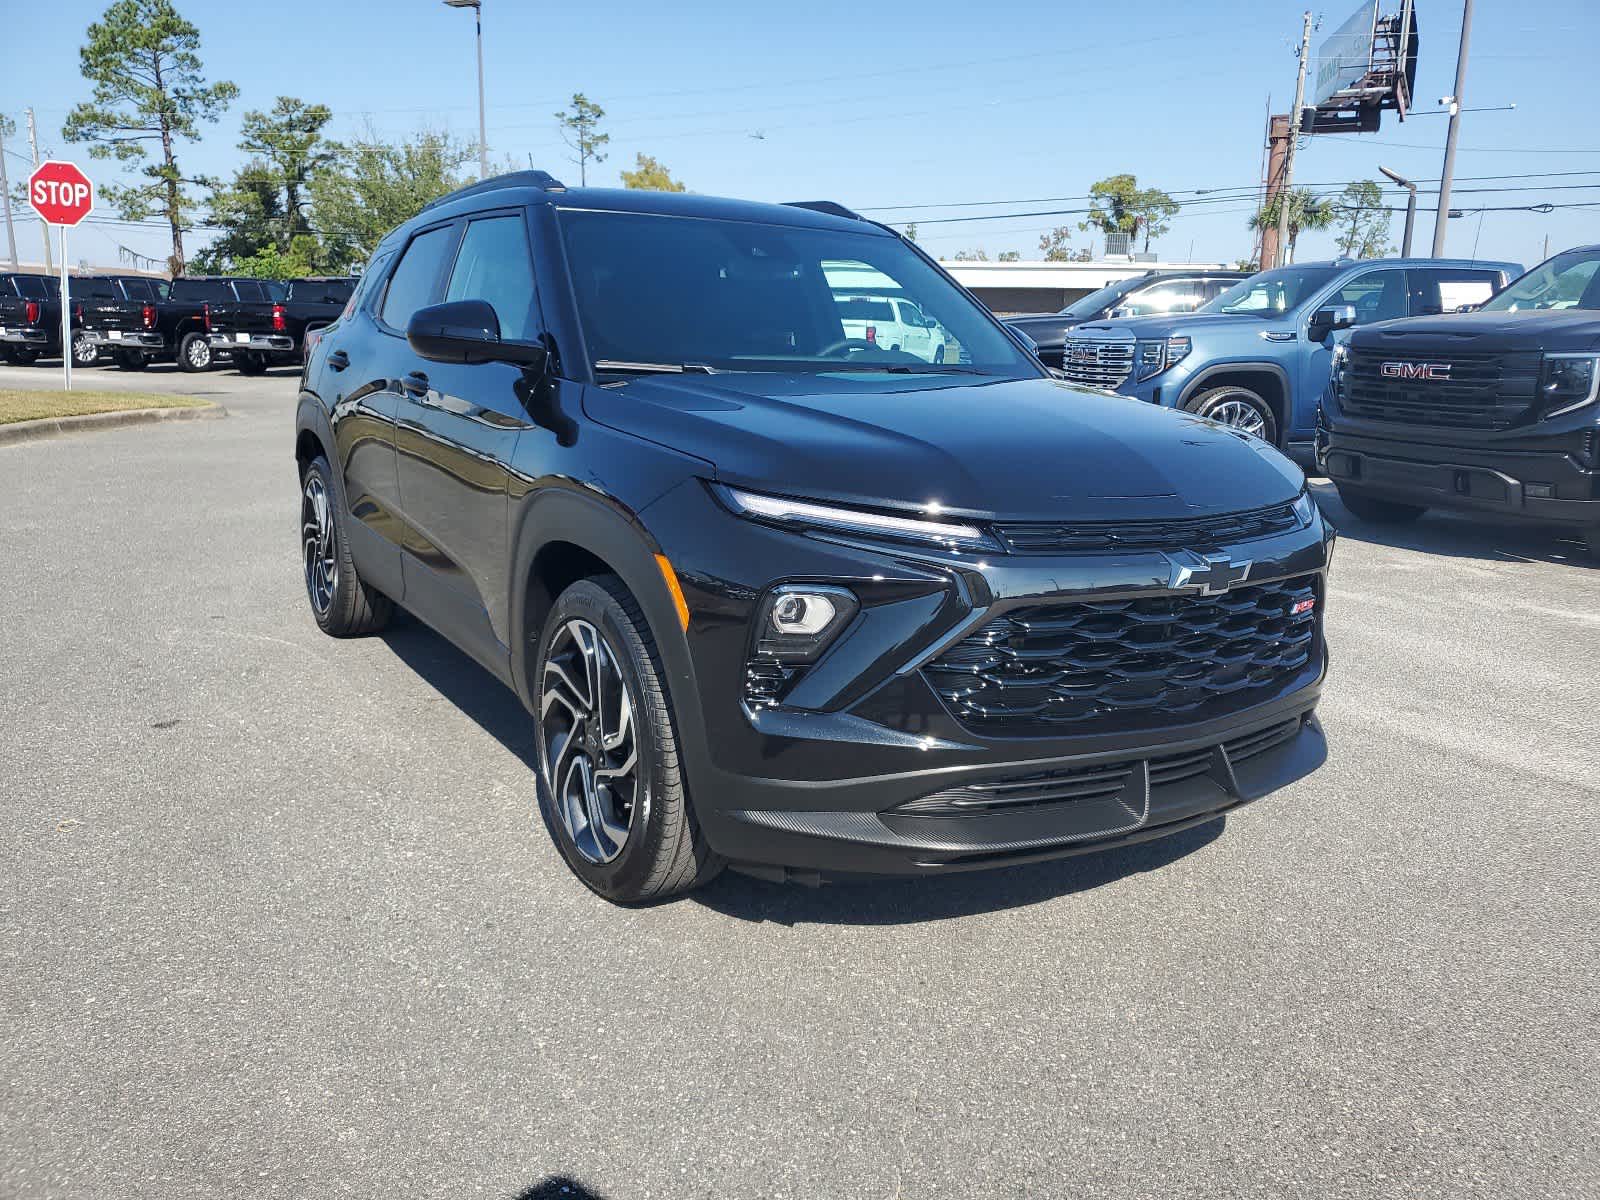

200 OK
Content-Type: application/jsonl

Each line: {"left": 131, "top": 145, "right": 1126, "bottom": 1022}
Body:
{"left": 1341, "top": 349, "right": 1540, "bottom": 431}
{"left": 1061, "top": 338, "right": 1134, "bottom": 389}
{"left": 925, "top": 575, "right": 1318, "bottom": 735}
{"left": 995, "top": 501, "right": 1302, "bottom": 554}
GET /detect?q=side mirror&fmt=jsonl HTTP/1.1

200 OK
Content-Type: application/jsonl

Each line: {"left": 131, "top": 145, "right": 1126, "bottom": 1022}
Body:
{"left": 1308, "top": 303, "right": 1358, "bottom": 341}
{"left": 1010, "top": 328, "right": 1040, "bottom": 357}
{"left": 407, "top": 299, "right": 546, "bottom": 368}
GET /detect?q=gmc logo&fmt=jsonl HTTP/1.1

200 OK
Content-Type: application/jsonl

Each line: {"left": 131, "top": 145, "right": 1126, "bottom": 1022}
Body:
{"left": 1380, "top": 361, "right": 1452, "bottom": 381}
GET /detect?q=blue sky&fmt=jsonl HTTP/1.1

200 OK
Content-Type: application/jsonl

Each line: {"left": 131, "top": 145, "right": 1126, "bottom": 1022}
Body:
{"left": 5, "top": 0, "right": 1596, "bottom": 272}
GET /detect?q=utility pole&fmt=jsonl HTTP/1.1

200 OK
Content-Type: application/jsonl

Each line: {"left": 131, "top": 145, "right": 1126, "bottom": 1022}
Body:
{"left": 0, "top": 118, "right": 18, "bottom": 269}
{"left": 1432, "top": 0, "right": 1474, "bottom": 256}
{"left": 1260, "top": 113, "right": 1292, "bottom": 270}
{"left": 1273, "top": 11, "right": 1314, "bottom": 268}
{"left": 26, "top": 108, "right": 53, "bottom": 273}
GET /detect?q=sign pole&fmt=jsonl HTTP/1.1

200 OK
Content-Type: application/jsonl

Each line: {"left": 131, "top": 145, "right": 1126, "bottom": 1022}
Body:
{"left": 60, "top": 225, "right": 71, "bottom": 391}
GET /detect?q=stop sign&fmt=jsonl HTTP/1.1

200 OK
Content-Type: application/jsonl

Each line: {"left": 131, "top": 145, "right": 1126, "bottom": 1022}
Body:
{"left": 28, "top": 161, "right": 95, "bottom": 227}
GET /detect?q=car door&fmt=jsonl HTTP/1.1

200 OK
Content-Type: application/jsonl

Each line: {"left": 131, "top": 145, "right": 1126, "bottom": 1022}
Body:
{"left": 1295, "top": 267, "right": 1408, "bottom": 438}
{"left": 393, "top": 209, "right": 542, "bottom": 669}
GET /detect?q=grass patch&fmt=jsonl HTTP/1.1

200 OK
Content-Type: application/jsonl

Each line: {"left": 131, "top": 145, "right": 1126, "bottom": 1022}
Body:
{"left": 0, "top": 389, "right": 211, "bottom": 426}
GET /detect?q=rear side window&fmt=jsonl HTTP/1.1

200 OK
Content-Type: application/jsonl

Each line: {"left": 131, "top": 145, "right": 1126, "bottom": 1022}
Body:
{"left": 123, "top": 278, "right": 159, "bottom": 302}
{"left": 13, "top": 276, "right": 52, "bottom": 299}
{"left": 381, "top": 226, "right": 456, "bottom": 330}
{"left": 1408, "top": 268, "right": 1500, "bottom": 316}
{"left": 443, "top": 215, "right": 539, "bottom": 341}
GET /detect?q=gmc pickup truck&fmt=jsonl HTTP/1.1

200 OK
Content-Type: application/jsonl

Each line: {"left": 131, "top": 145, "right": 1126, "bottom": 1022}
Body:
{"left": 83, "top": 276, "right": 283, "bottom": 371}
{"left": 0, "top": 272, "right": 63, "bottom": 364}
{"left": 206, "top": 276, "right": 356, "bottom": 373}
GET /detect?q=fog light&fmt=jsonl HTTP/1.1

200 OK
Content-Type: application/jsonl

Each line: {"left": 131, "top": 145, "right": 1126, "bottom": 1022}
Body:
{"left": 771, "top": 592, "right": 836, "bottom": 636}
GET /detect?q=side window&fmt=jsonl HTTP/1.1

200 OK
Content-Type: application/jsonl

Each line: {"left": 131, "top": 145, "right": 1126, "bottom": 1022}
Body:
{"left": 1408, "top": 268, "right": 1500, "bottom": 316}
{"left": 1200, "top": 279, "right": 1234, "bottom": 304}
{"left": 443, "top": 214, "right": 539, "bottom": 341}
{"left": 381, "top": 225, "right": 457, "bottom": 331}
{"left": 1121, "top": 281, "right": 1197, "bottom": 317}
{"left": 1324, "top": 271, "right": 1406, "bottom": 325}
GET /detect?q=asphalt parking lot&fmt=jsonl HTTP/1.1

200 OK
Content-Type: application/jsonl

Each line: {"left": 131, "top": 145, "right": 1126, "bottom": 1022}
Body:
{"left": 2, "top": 362, "right": 1597, "bottom": 1199}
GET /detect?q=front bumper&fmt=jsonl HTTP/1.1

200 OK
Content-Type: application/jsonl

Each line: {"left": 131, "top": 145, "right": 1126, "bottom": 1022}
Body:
{"left": 1318, "top": 405, "right": 1600, "bottom": 528}
{"left": 210, "top": 332, "right": 294, "bottom": 353}
{"left": 645, "top": 479, "right": 1333, "bottom": 879}
{"left": 88, "top": 329, "right": 164, "bottom": 350}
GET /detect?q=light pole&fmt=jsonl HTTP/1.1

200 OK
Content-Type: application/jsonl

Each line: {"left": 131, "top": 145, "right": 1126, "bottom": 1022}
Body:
{"left": 1379, "top": 165, "right": 1418, "bottom": 256}
{"left": 444, "top": 0, "right": 489, "bottom": 180}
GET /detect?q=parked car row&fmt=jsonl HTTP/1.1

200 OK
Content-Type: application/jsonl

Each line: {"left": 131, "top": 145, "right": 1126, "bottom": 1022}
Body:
{"left": 0, "top": 270, "right": 355, "bottom": 373}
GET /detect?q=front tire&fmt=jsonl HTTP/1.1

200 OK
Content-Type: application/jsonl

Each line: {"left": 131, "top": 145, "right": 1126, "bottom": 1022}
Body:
{"left": 1334, "top": 484, "right": 1427, "bottom": 524}
{"left": 534, "top": 576, "right": 722, "bottom": 903}
{"left": 178, "top": 331, "right": 213, "bottom": 372}
{"left": 300, "top": 455, "right": 393, "bottom": 637}
{"left": 1185, "top": 385, "right": 1279, "bottom": 446}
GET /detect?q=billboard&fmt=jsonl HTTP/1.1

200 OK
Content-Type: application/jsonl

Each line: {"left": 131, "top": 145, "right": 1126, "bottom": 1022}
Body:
{"left": 1312, "top": 0, "right": 1380, "bottom": 107}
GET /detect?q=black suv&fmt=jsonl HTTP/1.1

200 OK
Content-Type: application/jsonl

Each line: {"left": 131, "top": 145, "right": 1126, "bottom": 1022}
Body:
{"left": 295, "top": 173, "right": 1334, "bottom": 901}
{"left": 1320, "top": 244, "right": 1600, "bottom": 560}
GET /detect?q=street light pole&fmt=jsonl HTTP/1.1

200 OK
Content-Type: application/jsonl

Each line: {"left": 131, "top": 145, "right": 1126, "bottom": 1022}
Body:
{"left": 1432, "top": 0, "right": 1474, "bottom": 256}
{"left": 444, "top": 0, "right": 489, "bottom": 180}
{"left": 1379, "top": 165, "right": 1418, "bottom": 256}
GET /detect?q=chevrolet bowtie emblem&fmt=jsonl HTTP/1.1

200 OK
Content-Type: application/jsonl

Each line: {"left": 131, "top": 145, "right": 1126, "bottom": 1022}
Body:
{"left": 1167, "top": 550, "right": 1252, "bottom": 595}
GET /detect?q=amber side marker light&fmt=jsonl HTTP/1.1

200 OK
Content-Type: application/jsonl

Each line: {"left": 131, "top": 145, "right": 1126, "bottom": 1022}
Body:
{"left": 655, "top": 554, "right": 691, "bottom": 632}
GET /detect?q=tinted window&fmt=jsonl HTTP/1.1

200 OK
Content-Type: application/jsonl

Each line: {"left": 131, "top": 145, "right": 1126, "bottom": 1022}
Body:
{"left": 1480, "top": 249, "right": 1600, "bottom": 313}
{"left": 170, "top": 279, "right": 233, "bottom": 303}
{"left": 1408, "top": 268, "right": 1501, "bottom": 316}
{"left": 78, "top": 278, "right": 121, "bottom": 300}
{"left": 443, "top": 215, "right": 539, "bottom": 341}
{"left": 1059, "top": 277, "right": 1145, "bottom": 318}
{"left": 1118, "top": 280, "right": 1200, "bottom": 317}
{"left": 12, "top": 276, "right": 53, "bottom": 299}
{"left": 1325, "top": 270, "right": 1407, "bottom": 324}
{"left": 835, "top": 297, "right": 894, "bottom": 320}
{"left": 381, "top": 226, "right": 456, "bottom": 329}
{"left": 1207, "top": 266, "right": 1341, "bottom": 315}
{"left": 122, "top": 278, "right": 159, "bottom": 302}
{"left": 286, "top": 278, "right": 354, "bottom": 305}
{"left": 559, "top": 209, "right": 1032, "bottom": 373}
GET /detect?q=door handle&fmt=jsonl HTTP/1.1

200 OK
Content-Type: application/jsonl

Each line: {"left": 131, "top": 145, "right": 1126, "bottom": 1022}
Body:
{"left": 326, "top": 350, "right": 349, "bottom": 371}
{"left": 401, "top": 370, "right": 430, "bottom": 398}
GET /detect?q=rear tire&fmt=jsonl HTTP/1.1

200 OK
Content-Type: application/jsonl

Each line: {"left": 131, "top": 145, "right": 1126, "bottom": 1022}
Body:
{"left": 534, "top": 576, "right": 723, "bottom": 903}
{"left": 10, "top": 347, "right": 41, "bottom": 366}
{"left": 1185, "top": 385, "right": 1279, "bottom": 446}
{"left": 114, "top": 350, "right": 148, "bottom": 371}
{"left": 300, "top": 455, "right": 393, "bottom": 637}
{"left": 178, "top": 331, "right": 213, "bottom": 372}
{"left": 72, "top": 332, "right": 99, "bottom": 368}
{"left": 1335, "top": 484, "right": 1427, "bottom": 524}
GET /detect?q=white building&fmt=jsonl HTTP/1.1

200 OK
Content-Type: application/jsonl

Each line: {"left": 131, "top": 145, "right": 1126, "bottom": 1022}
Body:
{"left": 939, "top": 259, "right": 1231, "bottom": 315}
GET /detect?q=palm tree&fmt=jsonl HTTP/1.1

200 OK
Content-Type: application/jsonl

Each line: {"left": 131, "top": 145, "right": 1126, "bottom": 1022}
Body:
{"left": 1250, "top": 189, "right": 1336, "bottom": 264}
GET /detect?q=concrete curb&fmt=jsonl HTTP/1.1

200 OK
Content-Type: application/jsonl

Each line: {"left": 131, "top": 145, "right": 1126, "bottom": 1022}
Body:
{"left": 0, "top": 403, "right": 226, "bottom": 447}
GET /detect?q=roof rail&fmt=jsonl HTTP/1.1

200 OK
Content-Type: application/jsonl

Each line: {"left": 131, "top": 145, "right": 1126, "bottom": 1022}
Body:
{"left": 783, "top": 200, "right": 864, "bottom": 221}
{"left": 421, "top": 169, "right": 567, "bottom": 213}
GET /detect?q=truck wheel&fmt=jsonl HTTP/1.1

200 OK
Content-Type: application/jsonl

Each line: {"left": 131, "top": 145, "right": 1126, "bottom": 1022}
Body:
{"left": 1185, "top": 385, "right": 1278, "bottom": 445}
{"left": 10, "top": 347, "right": 41, "bottom": 366}
{"left": 534, "top": 576, "right": 724, "bottom": 903}
{"left": 178, "top": 331, "right": 213, "bottom": 372}
{"left": 300, "top": 455, "right": 393, "bottom": 637}
{"left": 114, "top": 350, "right": 148, "bottom": 371}
{"left": 1334, "top": 484, "right": 1427, "bottom": 524}
{"left": 236, "top": 351, "right": 268, "bottom": 376}
{"left": 72, "top": 332, "right": 99, "bottom": 368}
{"left": 934, "top": 344, "right": 946, "bottom": 364}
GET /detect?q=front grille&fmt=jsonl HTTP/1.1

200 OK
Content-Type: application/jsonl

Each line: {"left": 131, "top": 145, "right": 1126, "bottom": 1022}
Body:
{"left": 896, "top": 717, "right": 1303, "bottom": 815}
{"left": 996, "top": 501, "right": 1301, "bottom": 554}
{"left": 1342, "top": 348, "right": 1540, "bottom": 430}
{"left": 1061, "top": 338, "right": 1134, "bottom": 389}
{"left": 925, "top": 576, "right": 1318, "bottom": 735}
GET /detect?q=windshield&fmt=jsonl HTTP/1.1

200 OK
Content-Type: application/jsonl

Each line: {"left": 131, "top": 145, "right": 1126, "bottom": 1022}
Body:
{"left": 1205, "top": 265, "right": 1341, "bottom": 316}
{"left": 557, "top": 210, "right": 1036, "bottom": 375}
{"left": 1480, "top": 249, "right": 1600, "bottom": 312}
{"left": 1059, "top": 277, "right": 1145, "bottom": 318}
{"left": 286, "top": 278, "right": 354, "bottom": 304}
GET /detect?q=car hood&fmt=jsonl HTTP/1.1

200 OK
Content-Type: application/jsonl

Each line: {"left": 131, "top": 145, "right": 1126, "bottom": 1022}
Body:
{"left": 1355, "top": 308, "right": 1600, "bottom": 354}
{"left": 1003, "top": 313, "right": 1082, "bottom": 342}
{"left": 584, "top": 372, "right": 1304, "bottom": 523}
{"left": 1069, "top": 311, "right": 1267, "bottom": 342}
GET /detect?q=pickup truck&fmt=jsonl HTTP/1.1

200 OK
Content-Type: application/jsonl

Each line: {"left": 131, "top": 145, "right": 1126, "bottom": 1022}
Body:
{"left": 831, "top": 293, "right": 948, "bottom": 362}
{"left": 0, "top": 272, "right": 63, "bottom": 364}
{"left": 1058, "top": 257, "right": 1520, "bottom": 459}
{"left": 83, "top": 276, "right": 284, "bottom": 372}
{"left": 1320, "top": 243, "right": 1600, "bottom": 561}
{"left": 205, "top": 276, "right": 357, "bottom": 373}
{"left": 67, "top": 275, "right": 170, "bottom": 367}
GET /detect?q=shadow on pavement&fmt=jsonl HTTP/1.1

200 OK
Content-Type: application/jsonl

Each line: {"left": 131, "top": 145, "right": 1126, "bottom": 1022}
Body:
{"left": 693, "top": 818, "right": 1224, "bottom": 926}
{"left": 515, "top": 1177, "right": 608, "bottom": 1200}
{"left": 1309, "top": 479, "right": 1596, "bottom": 569}
{"left": 379, "top": 611, "right": 537, "bottom": 770}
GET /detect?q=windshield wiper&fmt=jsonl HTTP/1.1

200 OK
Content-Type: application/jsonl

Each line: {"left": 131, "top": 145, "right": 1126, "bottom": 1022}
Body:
{"left": 594, "top": 359, "right": 717, "bottom": 375}
{"left": 823, "top": 363, "right": 987, "bottom": 374}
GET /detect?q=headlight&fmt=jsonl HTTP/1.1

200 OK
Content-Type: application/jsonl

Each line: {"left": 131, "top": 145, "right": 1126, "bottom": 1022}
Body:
{"left": 1135, "top": 335, "right": 1192, "bottom": 382}
{"left": 1539, "top": 353, "right": 1600, "bottom": 417}
{"left": 716, "top": 484, "right": 1001, "bottom": 552}
{"left": 1291, "top": 488, "right": 1319, "bottom": 528}
{"left": 1330, "top": 342, "right": 1350, "bottom": 401}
